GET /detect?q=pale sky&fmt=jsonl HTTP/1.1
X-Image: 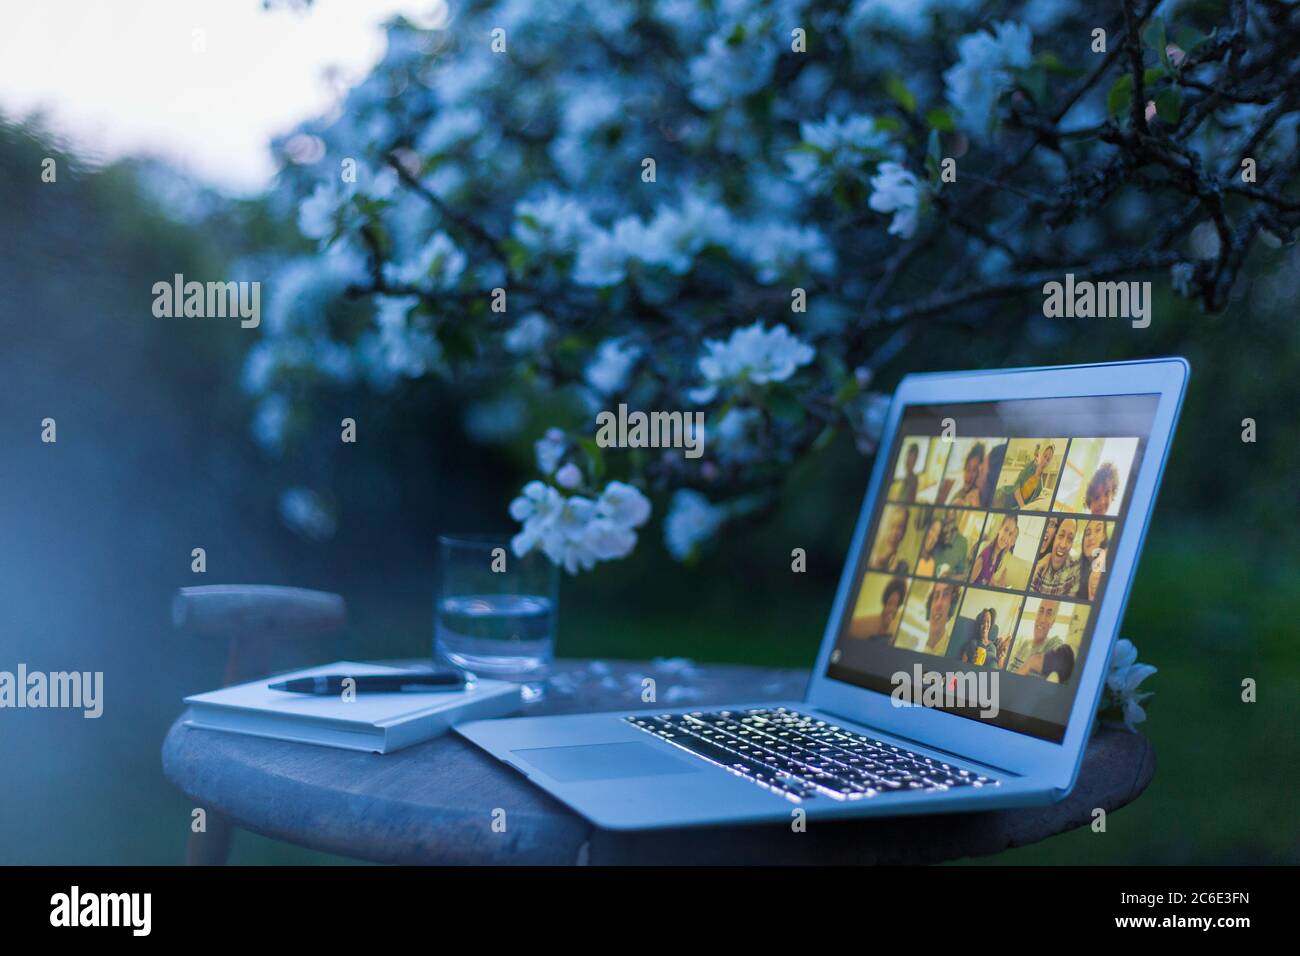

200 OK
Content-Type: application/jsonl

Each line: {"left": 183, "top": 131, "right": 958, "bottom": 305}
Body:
{"left": 0, "top": 0, "right": 448, "bottom": 194}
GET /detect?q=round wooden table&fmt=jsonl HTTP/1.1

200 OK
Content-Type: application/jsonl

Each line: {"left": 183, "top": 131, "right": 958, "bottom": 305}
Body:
{"left": 162, "top": 659, "right": 1155, "bottom": 865}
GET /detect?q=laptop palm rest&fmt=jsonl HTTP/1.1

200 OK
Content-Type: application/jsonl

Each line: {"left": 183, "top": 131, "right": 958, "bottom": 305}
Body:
{"left": 511, "top": 742, "right": 703, "bottom": 782}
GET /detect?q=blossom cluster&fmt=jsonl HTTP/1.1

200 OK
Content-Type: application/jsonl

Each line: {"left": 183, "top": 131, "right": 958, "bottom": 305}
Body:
{"left": 509, "top": 479, "right": 652, "bottom": 574}
{"left": 243, "top": 0, "right": 1298, "bottom": 570}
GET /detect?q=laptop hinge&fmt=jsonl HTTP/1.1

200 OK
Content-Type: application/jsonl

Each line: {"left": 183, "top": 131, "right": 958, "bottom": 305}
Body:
{"left": 815, "top": 706, "right": 1021, "bottom": 778}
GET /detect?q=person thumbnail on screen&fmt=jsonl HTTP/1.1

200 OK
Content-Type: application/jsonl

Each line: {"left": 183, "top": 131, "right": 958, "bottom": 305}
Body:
{"left": 895, "top": 579, "right": 963, "bottom": 657}
{"left": 968, "top": 512, "right": 1046, "bottom": 591}
{"left": 1056, "top": 437, "right": 1139, "bottom": 517}
{"left": 1030, "top": 517, "right": 1083, "bottom": 597}
{"left": 991, "top": 438, "right": 1066, "bottom": 511}
{"left": 1075, "top": 517, "right": 1113, "bottom": 601}
{"left": 889, "top": 436, "right": 948, "bottom": 504}
{"left": 935, "top": 437, "right": 1003, "bottom": 509}
{"left": 1007, "top": 597, "right": 1090, "bottom": 681}
{"left": 928, "top": 508, "right": 987, "bottom": 582}
{"left": 846, "top": 573, "right": 910, "bottom": 642}
{"left": 948, "top": 587, "right": 1025, "bottom": 670}
{"left": 935, "top": 437, "right": 995, "bottom": 507}
{"left": 914, "top": 508, "right": 946, "bottom": 577}
{"left": 1036, "top": 515, "right": 1059, "bottom": 563}
{"left": 868, "top": 504, "right": 923, "bottom": 574}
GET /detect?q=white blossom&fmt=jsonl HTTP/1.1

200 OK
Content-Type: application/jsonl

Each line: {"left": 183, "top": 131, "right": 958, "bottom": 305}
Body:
{"left": 692, "top": 321, "right": 815, "bottom": 402}
{"left": 579, "top": 518, "right": 638, "bottom": 563}
{"left": 1103, "top": 638, "right": 1157, "bottom": 731}
{"left": 555, "top": 462, "right": 583, "bottom": 489}
{"left": 847, "top": 0, "right": 933, "bottom": 38}
{"left": 296, "top": 167, "right": 397, "bottom": 243}
{"left": 688, "top": 30, "right": 779, "bottom": 110}
{"left": 943, "top": 21, "right": 1034, "bottom": 141}
{"left": 504, "top": 311, "right": 552, "bottom": 355}
{"left": 252, "top": 393, "right": 289, "bottom": 452}
{"left": 596, "top": 480, "right": 652, "bottom": 528}
{"left": 664, "top": 490, "right": 727, "bottom": 560}
{"left": 713, "top": 407, "right": 765, "bottom": 464}
{"left": 572, "top": 218, "right": 643, "bottom": 287}
{"left": 512, "top": 192, "right": 595, "bottom": 257}
{"left": 510, "top": 479, "right": 652, "bottom": 574}
{"left": 637, "top": 196, "right": 734, "bottom": 274}
{"left": 741, "top": 222, "right": 836, "bottom": 284}
{"left": 509, "top": 478, "right": 562, "bottom": 522}
{"left": 787, "top": 114, "right": 899, "bottom": 193}
{"left": 383, "top": 231, "right": 467, "bottom": 288}
{"left": 533, "top": 428, "right": 567, "bottom": 475}
{"left": 418, "top": 106, "right": 488, "bottom": 156}
{"left": 259, "top": 250, "right": 367, "bottom": 337}
{"left": 550, "top": 80, "right": 625, "bottom": 182}
{"left": 869, "top": 162, "right": 924, "bottom": 239}
{"left": 298, "top": 180, "right": 344, "bottom": 241}
{"left": 585, "top": 338, "right": 642, "bottom": 395}
{"left": 370, "top": 295, "right": 439, "bottom": 381}
{"left": 852, "top": 392, "right": 894, "bottom": 454}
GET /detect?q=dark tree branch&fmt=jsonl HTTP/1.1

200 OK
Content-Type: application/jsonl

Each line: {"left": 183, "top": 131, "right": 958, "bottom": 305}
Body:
{"left": 1121, "top": 0, "right": 1151, "bottom": 134}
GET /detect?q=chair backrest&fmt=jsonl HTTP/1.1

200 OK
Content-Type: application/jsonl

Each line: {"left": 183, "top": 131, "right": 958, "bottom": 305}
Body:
{"left": 173, "top": 585, "right": 347, "bottom": 685}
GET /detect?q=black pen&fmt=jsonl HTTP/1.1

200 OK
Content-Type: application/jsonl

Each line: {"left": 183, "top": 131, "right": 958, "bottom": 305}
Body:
{"left": 269, "top": 671, "right": 466, "bottom": 695}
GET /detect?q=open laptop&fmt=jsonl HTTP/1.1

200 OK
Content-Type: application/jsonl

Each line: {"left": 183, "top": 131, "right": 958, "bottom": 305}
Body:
{"left": 458, "top": 359, "right": 1188, "bottom": 830}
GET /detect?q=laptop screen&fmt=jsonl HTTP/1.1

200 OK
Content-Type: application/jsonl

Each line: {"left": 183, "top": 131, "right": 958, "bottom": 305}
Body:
{"left": 824, "top": 393, "right": 1160, "bottom": 742}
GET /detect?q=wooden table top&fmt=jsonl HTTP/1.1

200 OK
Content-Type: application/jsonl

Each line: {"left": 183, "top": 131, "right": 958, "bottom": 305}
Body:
{"left": 162, "top": 658, "right": 1155, "bottom": 865}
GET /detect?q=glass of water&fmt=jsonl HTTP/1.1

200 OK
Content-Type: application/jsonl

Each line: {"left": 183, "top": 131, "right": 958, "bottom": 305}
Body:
{"left": 434, "top": 534, "right": 557, "bottom": 701}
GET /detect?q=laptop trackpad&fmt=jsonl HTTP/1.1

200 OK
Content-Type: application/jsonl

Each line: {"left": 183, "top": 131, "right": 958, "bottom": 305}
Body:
{"left": 511, "top": 742, "right": 703, "bottom": 782}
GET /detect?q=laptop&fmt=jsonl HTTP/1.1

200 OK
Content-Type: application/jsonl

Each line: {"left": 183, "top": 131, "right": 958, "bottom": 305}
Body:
{"left": 458, "top": 359, "right": 1188, "bottom": 830}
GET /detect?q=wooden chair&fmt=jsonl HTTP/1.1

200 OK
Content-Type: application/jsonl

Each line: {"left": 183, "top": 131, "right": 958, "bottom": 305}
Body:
{"left": 172, "top": 584, "right": 347, "bottom": 865}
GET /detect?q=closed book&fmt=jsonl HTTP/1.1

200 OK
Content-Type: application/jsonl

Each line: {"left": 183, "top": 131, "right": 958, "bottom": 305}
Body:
{"left": 182, "top": 661, "right": 522, "bottom": 753}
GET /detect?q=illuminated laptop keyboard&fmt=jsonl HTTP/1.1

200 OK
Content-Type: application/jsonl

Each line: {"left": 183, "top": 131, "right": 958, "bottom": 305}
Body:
{"left": 625, "top": 707, "right": 999, "bottom": 803}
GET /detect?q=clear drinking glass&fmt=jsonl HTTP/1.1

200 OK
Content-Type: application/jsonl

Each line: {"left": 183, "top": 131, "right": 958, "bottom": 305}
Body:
{"left": 434, "top": 534, "right": 557, "bottom": 701}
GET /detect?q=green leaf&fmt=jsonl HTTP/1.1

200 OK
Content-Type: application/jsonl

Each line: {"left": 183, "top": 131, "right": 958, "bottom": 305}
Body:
{"left": 1143, "top": 19, "right": 1169, "bottom": 70}
{"left": 812, "top": 425, "right": 839, "bottom": 453}
{"left": 1018, "top": 65, "right": 1048, "bottom": 106}
{"left": 1107, "top": 73, "right": 1133, "bottom": 117}
{"left": 884, "top": 75, "right": 916, "bottom": 114}
{"left": 436, "top": 322, "right": 476, "bottom": 362}
{"left": 576, "top": 437, "right": 605, "bottom": 481}
{"left": 1036, "top": 51, "right": 1085, "bottom": 76}
{"left": 1173, "top": 25, "right": 1209, "bottom": 53}
{"left": 500, "top": 238, "right": 531, "bottom": 277}
{"left": 820, "top": 350, "right": 847, "bottom": 385}
{"left": 359, "top": 220, "right": 389, "bottom": 256}
{"left": 925, "top": 108, "right": 955, "bottom": 133}
{"left": 766, "top": 385, "right": 806, "bottom": 428}
{"left": 1154, "top": 87, "right": 1181, "bottom": 123}
{"left": 923, "top": 127, "right": 942, "bottom": 183}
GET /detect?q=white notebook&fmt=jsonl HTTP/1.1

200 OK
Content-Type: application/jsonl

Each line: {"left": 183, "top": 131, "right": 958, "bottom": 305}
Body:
{"left": 183, "top": 661, "right": 523, "bottom": 753}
